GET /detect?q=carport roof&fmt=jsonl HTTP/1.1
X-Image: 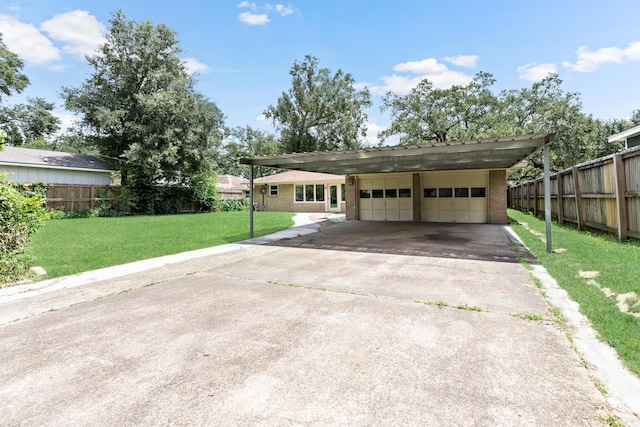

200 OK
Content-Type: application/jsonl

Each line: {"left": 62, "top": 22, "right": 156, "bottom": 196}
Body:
{"left": 240, "top": 133, "right": 554, "bottom": 175}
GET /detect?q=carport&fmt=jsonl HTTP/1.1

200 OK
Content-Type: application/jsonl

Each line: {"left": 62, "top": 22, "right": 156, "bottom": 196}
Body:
{"left": 241, "top": 133, "right": 555, "bottom": 251}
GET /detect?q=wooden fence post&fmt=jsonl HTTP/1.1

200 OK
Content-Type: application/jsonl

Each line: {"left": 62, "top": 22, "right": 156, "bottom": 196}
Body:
{"left": 533, "top": 179, "right": 539, "bottom": 217}
{"left": 557, "top": 172, "right": 564, "bottom": 225}
{"left": 614, "top": 154, "right": 628, "bottom": 241}
{"left": 572, "top": 167, "right": 583, "bottom": 231}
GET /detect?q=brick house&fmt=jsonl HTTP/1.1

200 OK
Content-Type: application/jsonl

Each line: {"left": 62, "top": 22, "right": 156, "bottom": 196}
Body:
{"left": 252, "top": 170, "right": 346, "bottom": 213}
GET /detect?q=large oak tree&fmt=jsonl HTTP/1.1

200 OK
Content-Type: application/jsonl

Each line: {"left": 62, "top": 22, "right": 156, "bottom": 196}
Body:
{"left": 62, "top": 11, "right": 224, "bottom": 212}
{"left": 265, "top": 55, "right": 372, "bottom": 153}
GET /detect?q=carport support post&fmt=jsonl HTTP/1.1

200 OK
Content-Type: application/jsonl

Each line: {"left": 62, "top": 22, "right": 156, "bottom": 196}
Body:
{"left": 544, "top": 143, "right": 552, "bottom": 253}
{"left": 249, "top": 164, "right": 254, "bottom": 238}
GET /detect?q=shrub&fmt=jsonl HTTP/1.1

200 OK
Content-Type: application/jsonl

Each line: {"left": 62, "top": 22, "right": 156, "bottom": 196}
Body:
{"left": 0, "top": 174, "right": 49, "bottom": 285}
{"left": 218, "top": 198, "right": 250, "bottom": 212}
{"left": 189, "top": 171, "right": 220, "bottom": 212}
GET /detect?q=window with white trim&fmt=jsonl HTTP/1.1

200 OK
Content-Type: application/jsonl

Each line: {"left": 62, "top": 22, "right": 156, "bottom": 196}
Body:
{"left": 295, "top": 184, "right": 325, "bottom": 202}
{"left": 269, "top": 185, "right": 278, "bottom": 196}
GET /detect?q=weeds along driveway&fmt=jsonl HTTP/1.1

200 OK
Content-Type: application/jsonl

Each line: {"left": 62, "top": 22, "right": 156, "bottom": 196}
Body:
{"left": 0, "top": 221, "right": 614, "bottom": 425}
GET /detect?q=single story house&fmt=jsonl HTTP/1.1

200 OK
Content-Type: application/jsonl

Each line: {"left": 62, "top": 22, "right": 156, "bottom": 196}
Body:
{"left": 242, "top": 134, "right": 554, "bottom": 224}
{"left": 216, "top": 174, "right": 248, "bottom": 200}
{"left": 608, "top": 124, "right": 640, "bottom": 150}
{"left": 0, "top": 146, "right": 115, "bottom": 185}
{"left": 252, "top": 170, "right": 346, "bottom": 213}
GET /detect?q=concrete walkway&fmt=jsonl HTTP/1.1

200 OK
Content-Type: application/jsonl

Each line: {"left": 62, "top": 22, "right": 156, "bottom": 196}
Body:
{"left": 1, "top": 214, "right": 639, "bottom": 426}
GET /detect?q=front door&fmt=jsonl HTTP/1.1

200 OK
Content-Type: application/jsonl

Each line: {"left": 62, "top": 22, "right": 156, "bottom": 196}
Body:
{"left": 328, "top": 185, "right": 339, "bottom": 212}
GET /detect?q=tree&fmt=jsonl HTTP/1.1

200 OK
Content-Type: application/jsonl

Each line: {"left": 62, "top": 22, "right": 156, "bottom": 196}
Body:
{"left": 379, "top": 72, "right": 498, "bottom": 144}
{"left": 61, "top": 11, "right": 225, "bottom": 213}
{"left": 264, "top": 55, "right": 372, "bottom": 153}
{"left": 0, "top": 34, "right": 29, "bottom": 101}
{"left": 1, "top": 97, "right": 60, "bottom": 146}
{"left": 219, "top": 126, "right": 281, "bottom": 178}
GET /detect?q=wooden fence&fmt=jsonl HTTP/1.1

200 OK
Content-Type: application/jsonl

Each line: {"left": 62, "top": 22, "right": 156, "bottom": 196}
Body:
{"left": 45, "top": 185, "right": 119, "bottom": 212}
{"left": 508, "top": 145, "right": 640, "bottom": 241}
{"left": 44, "top": 185, "right": 199, "bottom": 213}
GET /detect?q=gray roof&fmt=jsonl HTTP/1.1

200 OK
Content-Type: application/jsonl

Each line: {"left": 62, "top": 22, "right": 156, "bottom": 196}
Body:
{"left": 0, "top": 146, "right": 116, "bottom": 172}
{"left": 240, "top": 134, "right": 555, "bottom": 175}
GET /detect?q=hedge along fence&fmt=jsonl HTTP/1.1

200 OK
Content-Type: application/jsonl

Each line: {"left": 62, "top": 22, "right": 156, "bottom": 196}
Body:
{"left": 44, "top": 185, "right": 200, "bottom": 213}
{"left": 508, "top": 145, "right": 640, "bottom": 241}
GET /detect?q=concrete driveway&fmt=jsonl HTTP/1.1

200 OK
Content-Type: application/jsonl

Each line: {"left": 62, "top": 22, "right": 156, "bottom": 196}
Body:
{"left": 0, "top": 220, "right": 617, "bottom": 425}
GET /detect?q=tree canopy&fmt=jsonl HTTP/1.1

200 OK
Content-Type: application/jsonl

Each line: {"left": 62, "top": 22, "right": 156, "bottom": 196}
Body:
{"left": 0, "top": 34, "right": 60, "bottom": 148}
{"left": 218, "top": 126, "right": 281, "bottom": 178}
{"left": 380, "top": 72, "right": 498, "bottom": 143}
{"left": 61, "top": 11, "right": 225, "bottom": 213}
{"left": 264, "top": 55, "right": 372, "bottom": 153}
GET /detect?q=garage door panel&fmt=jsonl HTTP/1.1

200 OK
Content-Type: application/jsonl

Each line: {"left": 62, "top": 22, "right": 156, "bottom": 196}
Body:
{"left": 359, "top": 175, "right": 413, "bottom": 221}
{"left": 421, "top": 171, "right": 488, "bottom": 224}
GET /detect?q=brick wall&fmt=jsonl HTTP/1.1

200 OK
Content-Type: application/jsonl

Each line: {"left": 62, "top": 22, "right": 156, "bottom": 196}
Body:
{"left": 488, "top": 170, "right": 507, "bottom": 224}
{"left": 345, "top": 175, "right": 357, "bottom": 220}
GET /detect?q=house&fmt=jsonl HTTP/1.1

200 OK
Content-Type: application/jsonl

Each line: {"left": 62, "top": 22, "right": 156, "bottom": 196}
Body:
{"left": 241, "top": 134, "right": 554, "bottom": 224}
{"left": 252, "top": 170, "right": 346, "bottom": 213}
{"left": 216, "top": 174, "right": 248, "bottom": 200}
{"left": 0, "top": 146, "right": 115, "bottom": 185}
{"left": 608, "top": 124, "right": 640, "bottom": 150}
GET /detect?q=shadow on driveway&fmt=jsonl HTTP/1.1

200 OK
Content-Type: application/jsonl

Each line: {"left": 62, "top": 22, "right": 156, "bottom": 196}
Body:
{"left": 265, "top": 220, "right": 530, "bottom": 263}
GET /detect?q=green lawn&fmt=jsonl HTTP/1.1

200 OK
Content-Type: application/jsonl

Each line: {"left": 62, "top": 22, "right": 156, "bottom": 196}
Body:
{"left": 508, "top": 209, "right": 640, "bottom": 377}
{"left": 26, "top": 211, "right": 294, "bottom": 279}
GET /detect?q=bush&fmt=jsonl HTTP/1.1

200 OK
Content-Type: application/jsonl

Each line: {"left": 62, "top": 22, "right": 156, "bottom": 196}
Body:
{"left": 0, "top": 174, "right": 49, "bottom": 285}
{"left": 218, "top": 198, "right": 250, "bottom": 212}
{"left": 189, "top": 171, "right": 220, "bottom": 212}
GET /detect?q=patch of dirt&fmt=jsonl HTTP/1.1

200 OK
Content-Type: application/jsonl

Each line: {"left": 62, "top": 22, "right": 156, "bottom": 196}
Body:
{"left": 578, "top": 271, "right": 600, "bottom": 279}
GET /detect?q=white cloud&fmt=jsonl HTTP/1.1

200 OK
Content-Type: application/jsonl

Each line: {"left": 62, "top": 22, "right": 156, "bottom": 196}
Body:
{"left": 367, "top": 57, "right": 474, "bottom": 95}
{"left": 53, "top": 111, "right": 79, "bottom": 135}
{"left": 0, "top": 14, "right": 60, "bottom": 64}
{"left": 517, "top": 62, "right": 558, "bottom": 81}
{"left": 364, "top": 122, "right": 386, "bottom": 145}
{"left": 40, "top": 10, "right": 106, "bottom": 59}
{"left": 182, "top": 57, "right": 211, "bottom": 75}
{"left": 239, "top": 11, "right": 270, "bottom": 25}
{"left": 562, "top": 41, "right": 640, "bottom": 72}
{"left": 275, "top": 4, "right": 294, "bottom": 16}
{"left": 238, "top": 2, "right": 293, "bottom": 25}
{"left": 442, "top": 55, "right": 479, "bottom": 68}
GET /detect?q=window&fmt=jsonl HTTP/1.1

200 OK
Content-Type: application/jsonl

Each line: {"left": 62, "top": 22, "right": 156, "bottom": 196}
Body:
{"left": 423, "top": 188, "right": 437, "bottom": 198}
{"left": 399, "top": 188, "right": 411, "bottom": 198}
{"left": 359, "top": 189, "right": 371, "bottom": 198}
{"left": 439, "top": 188, "right": 452, "bottom": 198}
{"left": 455, "top": 187, "right": 469, "bottom": 198}
{"left": 315, "top": 184, "right": 325, "bottom": 201}
{"left": 385, "top": 189, "right": 397, "bottom": 198}
{"left": 269, "top": 185, "right": 278, "bottom": 196}
{"left": 471, "top": 187, "right": 486, "bottom": 197}
{"left": 341, "top": 184, "right": 345, "bottom": 202}
{"left": 295, "top": 184, "right": 325, "bottom": 202}
{"left": 372, "top": 189, "right": 384, "bottom": 198}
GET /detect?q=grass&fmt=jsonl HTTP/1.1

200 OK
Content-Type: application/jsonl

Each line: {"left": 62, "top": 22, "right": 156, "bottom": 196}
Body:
{"left": 25, "top": 211, "right": 294, "bottom": 280}
{"left": 508, "top": 209, "right": 640, "bottom": 377}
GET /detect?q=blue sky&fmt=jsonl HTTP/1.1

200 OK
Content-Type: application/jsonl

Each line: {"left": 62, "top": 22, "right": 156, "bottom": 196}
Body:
{"left": 1, "top": 0, "right": 640, "bottom": 144}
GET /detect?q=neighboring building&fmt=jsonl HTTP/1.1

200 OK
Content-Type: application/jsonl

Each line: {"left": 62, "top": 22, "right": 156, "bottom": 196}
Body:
{"left": 216, "top": 174, "right": 248, "bottom": 200}
{"left": 253, "top": 170, "right": 346, "bottom": 213}
{"left": 0, "top": 146, "right": 115, "bottom": 185}
{"left": 608, "top": 124, "right": 640, "bottom": 150}
{"left": 242, "top": 134, "right": 555, "bottom": 224}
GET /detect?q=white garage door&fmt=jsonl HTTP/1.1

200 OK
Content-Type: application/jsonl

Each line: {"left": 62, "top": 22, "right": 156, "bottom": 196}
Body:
{"left": 358, "top": 175, "right": 413, "bottom": 221}
{"left": 421, "top": 172, "right": 488, "bottom": 223}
